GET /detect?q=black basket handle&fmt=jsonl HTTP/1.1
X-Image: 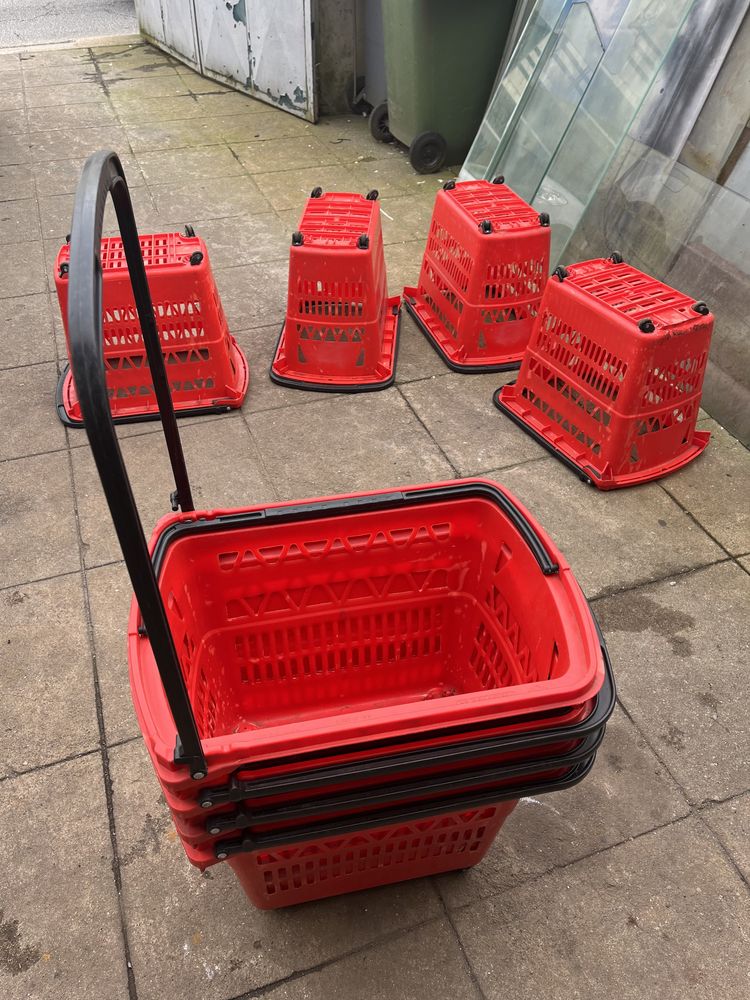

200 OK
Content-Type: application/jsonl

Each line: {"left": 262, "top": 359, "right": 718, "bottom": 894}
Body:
{"left": 67, "top": 150, "right": 207, "bottom": 778}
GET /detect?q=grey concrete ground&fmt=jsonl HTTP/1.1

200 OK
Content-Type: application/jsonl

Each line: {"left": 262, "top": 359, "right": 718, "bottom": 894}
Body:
{"left": 0, "top": 38, "right": 749, "bottom": 1000}
{"left": 0, "top": 0, "right": 137, "bottom": 49}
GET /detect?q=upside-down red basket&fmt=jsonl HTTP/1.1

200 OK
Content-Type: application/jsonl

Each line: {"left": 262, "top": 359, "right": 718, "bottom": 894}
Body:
{"left": 271, "top": 189, "right": 401, "bottom": 392}
{"left": 494, "top": 255, "right": 712, "bottom": 489}
{"left": 55, "top": 229, "right": 248, "bottom": 425}
{"left": 66, "top": 151, "right": 614, "bottom": 909}
{"left": 404, "top": 178, "right": 550, "bottom": 372}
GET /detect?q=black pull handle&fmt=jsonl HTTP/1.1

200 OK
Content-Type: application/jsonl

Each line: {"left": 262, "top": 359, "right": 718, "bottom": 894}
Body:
{"left": 66, "top": 149, "right": 206, "bottom": 779}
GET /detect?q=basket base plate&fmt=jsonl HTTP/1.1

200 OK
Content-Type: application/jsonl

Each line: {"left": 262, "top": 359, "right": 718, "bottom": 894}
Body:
{"left": 57, "top": 335, "right": 250, "bottom": 427}
{"left": 494, "top": 383, "right": 711, "bottom": 490}
{"left": 404, "top": 287, "right": 524, "bottom": 374}
{"left": 270, "top": 298, "right": 401, "bottom": 393}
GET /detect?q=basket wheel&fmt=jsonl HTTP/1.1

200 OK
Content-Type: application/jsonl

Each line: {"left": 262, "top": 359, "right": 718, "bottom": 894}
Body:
{"left": 369, "top": 102, "right": 393, "bottom": 143}
{"left": 409, "top": 131, "right": 447, "bottom": 174}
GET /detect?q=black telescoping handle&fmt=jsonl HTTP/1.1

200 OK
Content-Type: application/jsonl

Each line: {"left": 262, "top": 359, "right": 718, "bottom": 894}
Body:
{"left": 66, "top": 150, "right": 207, "bottom": 778}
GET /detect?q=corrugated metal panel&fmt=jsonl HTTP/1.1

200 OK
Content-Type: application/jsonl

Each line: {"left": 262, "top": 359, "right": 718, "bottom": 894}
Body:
{"left": 134, "top": 0, "right": 316, "bottom": 121}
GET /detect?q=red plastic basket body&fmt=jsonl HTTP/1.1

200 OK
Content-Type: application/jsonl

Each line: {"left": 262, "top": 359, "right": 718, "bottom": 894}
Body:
{"left": 227, "top": 801, "right": 517, "bottom": 908}
{"left": 404, "top": 180, "right": 550, "bottom": 372}
{"left": 495, "top": 258, "right": 712, "bottom": 488}
{"left": 128, "top": 482, "right": 604, "bottom": 796}
{"left": 54, "top": 233, "right": 248, "bottom": 425}
{"left": 271, "top": 192, "right": 400, "bottom": 391}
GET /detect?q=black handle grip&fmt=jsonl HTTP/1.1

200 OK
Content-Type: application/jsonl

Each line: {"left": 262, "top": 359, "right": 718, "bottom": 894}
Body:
{"left": 66, "top": 150, "right": 206, "bottom": 778}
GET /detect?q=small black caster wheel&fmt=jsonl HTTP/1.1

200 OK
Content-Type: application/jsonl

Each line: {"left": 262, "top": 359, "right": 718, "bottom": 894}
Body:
{"left": 184, "top": 224, "right": 195, "bottom": 237}
{"left": 292, "top": 231, "right": 304, "bottom": 246}
{"left": 553, "top": 265, "right": 568, "bottom": 281}
{"left": 369, "top": 102, "right": 393, "bottom": 143}
{"left": 609, "top": 251, "right": 623, "bottom": 264}
{"left": 310, "top": 187, "right": 323, "bottom": 198}
{"left": 365, "top": 189, "right": 379, "bottom": 201}
{"left": 638, "top": 318, "right": 655, "bottom": 333}
{"left": 408, "top": 131, "right": 447, "bottom": 174}
{"left": 357, "top": 234, "right": 370, "bottom": 249}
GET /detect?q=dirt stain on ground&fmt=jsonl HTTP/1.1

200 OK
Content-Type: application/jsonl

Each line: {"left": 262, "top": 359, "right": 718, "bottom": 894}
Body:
{"left": 596, "top": 592, "right": 695, "bottom": 657}
{"left": 0, "top": 910, "right": 40, "bottom": 977}
{"left": 120, "top": 812, "right": 171, "bottom": 867}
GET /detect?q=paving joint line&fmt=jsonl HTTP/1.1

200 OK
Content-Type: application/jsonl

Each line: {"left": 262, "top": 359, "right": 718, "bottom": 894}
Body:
{"left": 396, "top": 383, "right": 460, "bottom": 477}
{"left": 657, "top": 479, "right": 734, "bottom": 559}
{"left": 0, "top": 745, "right": 102, "bottom": 783}
{"left": 434, "top": 879, "right": 488, "bottom": 999}
{"left": 447, "top": 810, "right": 697, "bottom": 916}
{"left": 64, "top": 432, "right": 139, "bottom": 1000}
{"left": 225, "top": 916, "right": 442, "bottom": 1000}
{"left": 588, "top": 555, "right": 731, "bottom": 603}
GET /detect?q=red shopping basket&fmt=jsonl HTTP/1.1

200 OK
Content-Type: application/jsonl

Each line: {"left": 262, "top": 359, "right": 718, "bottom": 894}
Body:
{"left": 66, "top": 152, "right": 609, "bottom": 909}
{"left": 404, "top": 178, "right": 550, "bottom": 372}
{"left": 270, "top": 188, "right": 401, "bottom": 391}
{"left": 494, "top": 255, "right": 712, "bottom": 489}
{"left": 228, "top": 802, "right": 517, "bottom": 908}
{"left": 55, "top": 228, "right": 248, "bottom": 425}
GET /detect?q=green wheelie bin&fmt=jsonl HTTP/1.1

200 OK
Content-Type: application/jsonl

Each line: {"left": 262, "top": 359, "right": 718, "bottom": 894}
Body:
{"left": 370, "top": 0, "right": 517, "bottom": 173}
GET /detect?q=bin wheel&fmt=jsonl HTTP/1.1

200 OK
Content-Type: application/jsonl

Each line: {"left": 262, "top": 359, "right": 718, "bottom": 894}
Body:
{"left": 409, "top": 131, "right": 447, "bottom": 174}
{"left": 369, "top": 102, "right": 393, "bottom": 143}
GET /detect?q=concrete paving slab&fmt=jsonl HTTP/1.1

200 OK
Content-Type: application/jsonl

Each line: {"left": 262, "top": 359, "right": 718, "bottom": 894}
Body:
{"left": 124, "top": 117, "right": 226, "bottom": 153}
{"left": 253, "top": 163, "right": 364, "bottom": 211}
{"left": 71, "top": 414, "right": 276, "bottom": 567}
{"left": 0, "top": 87, "right": 24, "bottom": 112}
{"left": 217, "top": 112, "right": 313, "bottom": 144}
{"left": 183, "top": 212, "right": 288, "bottom": 268}
{"left": 0, "top": 241, "right": 47, "bottom": 299}
{"left": 393, "top": 313, "right": 449, "bottom": 384}
{"left": 214, "top": 259, "right": 288, "bottom": 330}
{"left": 27, "top": 100, "right": 118, "bottom": 132}
{"left": 661, "top": 420, "right": 750, "bottom": 555}
{"left": 33, "top": 152, "right": 145, "bottom": 197}
{"left": 111, "top": 93, "right": 205, "bottom": 125}
{"left": 740, "top": 554, "right": 750, "bottom": 573}
{"left": 136, "top": 144, "right": 246, "bottom": 185}
{"left": 703, "top": 793, "right": 750, "bottom": 880}
{"left": 452, "top": 818, "right": 750, "bottom": 1000}
{"left": 0, "top": 293, "right": 56, "bottom": 368}
{"left": 0, "top": 198, "right": 41, "bottom": 244}
{"left": 0, "top": 132, "right": 29, "bottom": 165}
{"left": 0, "top": 450, "right": 79, "bottom": 588}
{"left": 0, "top": 162, "right": 34, "bottom": 204}
{"left": 0, "top": 108, "right": 26, "bottom": 135}
{"left": 438, "top": 706, "right": 690, "bottom": 909}
{"left": 496, "top": 458, "right": 724, "bottom": 598}
{"left": 149, "top": 176, "right": 272, "bottom": 220}
{"left": 377, "top": 194, "right": 435, "bottom": 246}
{"left": 86, "top": 561, "right": 137, "bottom": 745}
{"left": 110, "top": 739, "right": 443, "bottom": 1000}
{"left": 260, "top": 919, "right": 477, "bottom": 1000}
{"left": 28, "top": 124, "right": 129, "bottom": 163}
{"left": 383, "top": 239, "right": 424, "bottom": 295}
{"left": 401, "top": 371, "right": 542, "bottom": 475}
{"left": 0, "top": 363, "right": 66, "bottom": 460}
{"left": 23, "top": 81, "right": 106, "bottom": 108}
{"left": 250, "top": 388, "right": 454, "bottom": 499}
{"left": 231, "top": 134, "right": 341, "bottom": 174}
{"left": 193, "top": 91, "right": 274, "bottom": 118}
{"left": 0, "top": 574, "right": 99, "bottom": 776}
{"left": 107, "top": 73, "right": 194, "bottom": 101}
{"left": 0, "top": 755, "right": 128, "bottom": 1000}
{"left": 595, "top": 561, "right": 750, "bottom": 803}
{"left": 38, "top": 184, "right": 154, "bottom": 243}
